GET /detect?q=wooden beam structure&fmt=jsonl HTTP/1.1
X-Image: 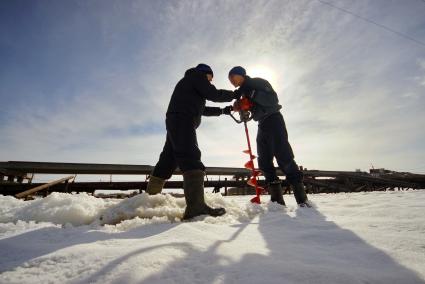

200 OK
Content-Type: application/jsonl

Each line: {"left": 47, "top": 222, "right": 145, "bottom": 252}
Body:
{"left": 0, "top": 161, "right": 423, "bottom": 197}
{"left": 3, "top": 179, "right": 268, "bottom": 196}
{"left": 15, "top": 175, "right": 75, "bottom": 198}
{"left": 0, "top": 161, "right": 254, "bottom": 176}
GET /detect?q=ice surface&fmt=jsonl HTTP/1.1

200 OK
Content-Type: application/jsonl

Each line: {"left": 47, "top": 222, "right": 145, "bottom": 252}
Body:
{"left": 0, "top": 191, "right": 424, "bottom": 283}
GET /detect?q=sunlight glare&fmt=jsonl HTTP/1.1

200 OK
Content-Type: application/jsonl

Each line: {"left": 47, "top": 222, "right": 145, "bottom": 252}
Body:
{"left": 248, "top": 65, "right": 277, "bottom": 86}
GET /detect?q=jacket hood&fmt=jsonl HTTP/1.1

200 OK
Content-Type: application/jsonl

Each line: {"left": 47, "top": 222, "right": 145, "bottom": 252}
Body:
{"left": 184, "top": 68, "right": 199, "bottom": 77}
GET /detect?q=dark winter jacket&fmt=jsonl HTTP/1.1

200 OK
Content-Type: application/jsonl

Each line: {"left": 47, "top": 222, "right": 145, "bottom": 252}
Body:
{"left": 238, "top": 76, "right": 282, "bottom": 122}
{"left": 166, "top": 68, "right": 236, "bottom": 127}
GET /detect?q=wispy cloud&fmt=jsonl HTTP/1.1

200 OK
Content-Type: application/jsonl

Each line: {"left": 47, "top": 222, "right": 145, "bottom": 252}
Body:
{"left": 1, "top": 0, "right": 424, "bottom": 173}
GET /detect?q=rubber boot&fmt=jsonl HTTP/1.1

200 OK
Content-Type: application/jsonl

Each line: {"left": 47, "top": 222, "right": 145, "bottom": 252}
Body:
{"left": 268, "top": 181, "right": 286, "bottom": 206}
{"left": 182, "top": 170, "right": 226, "bottom": 220}
{"left": 292, "top": 182, "right": 310, "bottom": 207}
{"left": 146, "top": 175, "right": 166, "bottom": 195}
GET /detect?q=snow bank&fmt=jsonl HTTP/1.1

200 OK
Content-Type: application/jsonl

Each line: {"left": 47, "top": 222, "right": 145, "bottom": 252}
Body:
{"left": 99, "top": 192, "right": 288, "bottom": 225}
{"left": 0, "top": 193, "right": 115, "bottom": 226}
{"left": 0, "top": 192, "right": 285, "bottom": 227}
{"left": 98, "top": 192, "right": 186, "bottom": 225}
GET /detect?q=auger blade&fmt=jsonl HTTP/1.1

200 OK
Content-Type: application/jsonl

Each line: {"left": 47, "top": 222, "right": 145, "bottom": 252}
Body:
{"left": 258, "top": 187, "right": 267, "bottom": 194}
{"left": 244, "top": 160, "right": 255, "bottom": 170}
{"left": 247, "top": 177, "right": 258, "bottom": 187}
{"left": 250, "top": 196, "right": 261, "bottom": 204}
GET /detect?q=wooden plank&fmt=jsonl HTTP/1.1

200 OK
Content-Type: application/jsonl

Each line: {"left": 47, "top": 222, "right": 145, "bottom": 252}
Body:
{"left": 0, "top": 161, "right": 371, "bottom": 178}
{"left": 15, "top": 175, "right": 75, "bottom": 198}
{"left": 352, "top": 185, "right": 366, "bottom": 192}
{"left": 5, "top": 179, "right": 268, "bottom": 193}
{"left": 1, "top": 161, "right": 155, "bottom": 175}
{"left": 0, "top": 161, "right": 253, "bottom": 176}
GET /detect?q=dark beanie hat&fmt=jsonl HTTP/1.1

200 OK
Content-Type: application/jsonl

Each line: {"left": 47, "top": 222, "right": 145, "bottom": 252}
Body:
{"left": 229, "top": 66, "right": 246, "bottom": 77}
{"left": 196, "top": 63, "right": 213, "bottom": 77}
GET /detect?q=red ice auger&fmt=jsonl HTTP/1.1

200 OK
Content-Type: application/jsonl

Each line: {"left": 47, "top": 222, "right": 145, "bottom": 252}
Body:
{"left": 229, "top": 95, "right": 263, "bottom": 204}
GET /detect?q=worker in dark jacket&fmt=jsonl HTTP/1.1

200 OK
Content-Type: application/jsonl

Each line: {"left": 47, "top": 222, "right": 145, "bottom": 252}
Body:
{"left": 147, "top": 64, "right": 236, "bottom": 220}
{"left": 228, "top": 66, "right": 310, "bottom": 207}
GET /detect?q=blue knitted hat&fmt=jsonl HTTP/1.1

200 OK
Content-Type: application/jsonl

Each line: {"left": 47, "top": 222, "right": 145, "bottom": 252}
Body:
{"left": 228, "top": 66, "right": 246, "bottom": 77}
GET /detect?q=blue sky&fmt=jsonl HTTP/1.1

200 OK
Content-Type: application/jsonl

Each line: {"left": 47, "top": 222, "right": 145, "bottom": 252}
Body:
{"left": 1, "top": 0, "right": 425, "bottom": 173}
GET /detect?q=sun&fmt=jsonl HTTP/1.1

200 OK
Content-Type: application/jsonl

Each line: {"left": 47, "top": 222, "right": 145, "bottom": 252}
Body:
{"left": 247, "top": 65, "right": 277, "bottom": 84}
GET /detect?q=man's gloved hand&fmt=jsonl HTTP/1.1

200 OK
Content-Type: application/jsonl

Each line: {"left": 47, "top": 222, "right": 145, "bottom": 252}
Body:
{"left": 222, "top": 106, "right": 233, "bottom": 115}
{"left": 233, "top": 100, "right": 241, "bottom": 112}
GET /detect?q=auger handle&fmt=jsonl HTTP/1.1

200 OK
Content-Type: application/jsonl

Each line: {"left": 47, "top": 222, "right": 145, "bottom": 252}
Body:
{"left": 229, "top": 110, "right": 253, "bottom": 124}
{"left": 229, "top": 111, "right": 243, "bottom": 124}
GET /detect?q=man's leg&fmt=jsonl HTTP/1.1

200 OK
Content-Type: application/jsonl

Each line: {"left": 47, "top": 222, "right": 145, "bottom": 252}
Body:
{"left": 147, "top": 134, "right": 178, "bottom": 195}
{"left": 257, "top": 125, "right": 285, "bottom": 205}
{"left": 271, "top": 114, "right": 308, "bottom": 205}
{"left": 166, "top": 114, "right": 225, "bottom": 219}
{"left": 257, "top": 127, "right": 278, "bottom": 183}
{"left": 152, "top": 134, "right": 178, "bottom": 179}
{"left": 167, "top": 116, "right": 205, "bottom": 173}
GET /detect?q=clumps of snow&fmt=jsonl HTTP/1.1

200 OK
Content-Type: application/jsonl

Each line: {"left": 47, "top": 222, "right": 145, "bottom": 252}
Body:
{"left": 0, "top": 195, "right": 26, "bottom": 222}
{"left": 98, "top": 193, "right": 186, "bottom": 225}
{"left": 103, "top": 216, "right": 173, "bottom": 232}
{"left": 200, "top": 193, "right": 285, "bottom": 224}
{"left": 0, "top": 192, "right": 284, "bottom": 229}
{"left": 0, "top": 193, "right": 115, "bottom": 226}
{"left": 98, "top": 192, "right": 285, "bottom": 226}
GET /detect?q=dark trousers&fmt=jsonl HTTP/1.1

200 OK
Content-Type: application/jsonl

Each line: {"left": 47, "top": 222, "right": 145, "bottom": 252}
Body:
{"left": 152, "top": 113, "right": 205, "bottom": 179}
{"left": 256, "top": 112, "right": 303, "bottom": 185}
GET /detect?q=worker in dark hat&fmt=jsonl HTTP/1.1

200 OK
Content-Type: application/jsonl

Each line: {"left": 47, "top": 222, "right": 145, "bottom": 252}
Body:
{"left": 228, "top": 66, "right": 310, "bottom": 207}
{"left": 146, "top": 63, "right": 236, "bottom": 220}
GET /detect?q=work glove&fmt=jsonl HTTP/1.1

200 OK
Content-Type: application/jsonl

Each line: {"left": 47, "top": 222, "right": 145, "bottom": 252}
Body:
{"left": 233, "top": 100, "right": 241, "bottom": 112}
{"left": 222, "top": 106, "right": 233, "bottom": 115}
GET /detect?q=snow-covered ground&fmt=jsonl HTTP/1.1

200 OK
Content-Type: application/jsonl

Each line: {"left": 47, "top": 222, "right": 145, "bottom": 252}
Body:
{"left": 0, "top": 190, "right": 424, "bottom": 284}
